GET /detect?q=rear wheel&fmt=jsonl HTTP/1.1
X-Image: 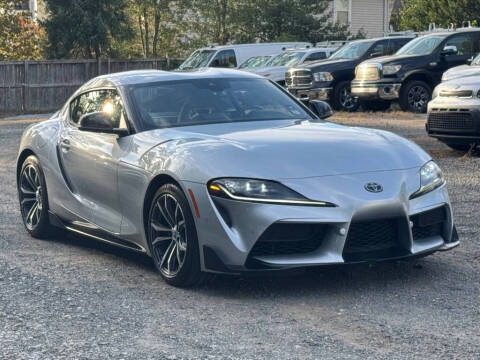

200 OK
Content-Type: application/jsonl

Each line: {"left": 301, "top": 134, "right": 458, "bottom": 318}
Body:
{"left": 332, "top": 81, "right": 360, "bottom": 112}
{"left": 147, "top": 184, "right": 204, "bottom": 287}
{"left": 361, "top": 100, "right": 391, "bottom": 111}
{"left": 399, "top": 80, "right": 431, "bottom": 113}
{"left": 18, "top": 155, "right": 52, "bottom": 238}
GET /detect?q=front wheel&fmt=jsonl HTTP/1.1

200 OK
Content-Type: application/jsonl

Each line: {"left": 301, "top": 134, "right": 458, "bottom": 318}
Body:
{"left": 332, "top": 81, "right": 360, "bottom": 112}
{"left": 147, "top": 183, "right": 204, "bottom": 287}
{"left": 18, "top": 155, "right": 52, "bottom": 238}
{"left": 399, "top": 80, "right": 431, "bottom": 113}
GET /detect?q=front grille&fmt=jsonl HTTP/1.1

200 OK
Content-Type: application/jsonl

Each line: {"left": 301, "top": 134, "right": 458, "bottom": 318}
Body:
{"left": 344, "top": 219, "right": 398, "bottom": 254}
{"left": 410, "top": 206, "right": 446, "bottom": 241}
{"left": 355, "top": 64, "right": 380, "bottom": 81}
{"left": 285, "top": 69, "right": 313, "bottom": 89}
{"left": 249, "top": 223, "right": 327, "bottom": 257}
{"left": 439, "top": 90, "right": 473, "bottom": 98}
{"left": 428, "top": 111, "right": 474, "bottom": 131}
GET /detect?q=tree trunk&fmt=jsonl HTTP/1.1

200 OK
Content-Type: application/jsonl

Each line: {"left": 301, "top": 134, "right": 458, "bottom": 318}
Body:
{"left": 138, "top": 14, "right": 146, "bottom": 58}
{"left": 144, "top": 7, "right": 150, "bottom": 57}
{"left": 153, "top": 7, "right": 160, "bottom": 58}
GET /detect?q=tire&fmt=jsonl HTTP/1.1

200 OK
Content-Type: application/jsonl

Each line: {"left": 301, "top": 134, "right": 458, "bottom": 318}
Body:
{"left": 399, "top": 80, "right": 431, "bottom": 113}
{"left": 147, "top": 183, "right": 204, "bottom": 287}
{"left": 443, "top": 142, "right": 473, "bottom": 151}
{"left": 17, "top": 155, "right": 53, "bottom": 238}
{"left": 361, "top": 100, "right": 391, "bottom": 111}
{"left": 331, "top": 81, "right": 360, "bottom": 112}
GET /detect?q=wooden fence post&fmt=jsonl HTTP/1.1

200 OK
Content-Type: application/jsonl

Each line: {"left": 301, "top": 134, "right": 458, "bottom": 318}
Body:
{"left": 97, "top": 57, "right": 101, "bottom": 76}
{"left": 107, "top": 58, "right": 111, "bottom": 74}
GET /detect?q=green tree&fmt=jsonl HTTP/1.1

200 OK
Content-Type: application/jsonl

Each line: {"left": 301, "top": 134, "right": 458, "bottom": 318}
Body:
{"left": 397, "top": 0, "right": 480, "bottom": 31}
{"left": 0, "top": 0, "right": 46, "bottom": 60}
{"left": 42, "top": 0, "right": 133, "bottom": 59}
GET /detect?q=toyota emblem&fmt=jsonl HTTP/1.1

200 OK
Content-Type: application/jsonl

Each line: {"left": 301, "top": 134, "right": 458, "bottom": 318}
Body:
{"left": 364, "top": 182, "right": 383, "bottom": 193}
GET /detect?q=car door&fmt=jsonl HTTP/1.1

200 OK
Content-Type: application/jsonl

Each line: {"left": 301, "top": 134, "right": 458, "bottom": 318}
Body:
{"left": 438, "top": 33, "right": 476, "bottom": 72}
{"left": 58, "top": 88, "right": 130, "bottom": 234}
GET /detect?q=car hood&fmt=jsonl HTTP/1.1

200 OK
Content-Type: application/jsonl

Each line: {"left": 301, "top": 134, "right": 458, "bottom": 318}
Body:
{"left": 435, "top": 75, "right": 480, "bottom": 92}
{"left": 303, "top": 58, "right": 356, "bottom": 71}
{"left": 442, "top": 65, "right": 480, "bottom": 81}
{"left": 360, "top": 54, "right": 428, "bottom": 66}
{"left": 249, "top": 66, "right": 287, "bottom": 81}
{"left": 136, "top": 120, "right": 430, "bottom": 182}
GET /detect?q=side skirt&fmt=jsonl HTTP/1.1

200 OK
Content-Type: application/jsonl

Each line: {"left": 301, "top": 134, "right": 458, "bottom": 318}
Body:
{"left": 48, "top": 211, "right": 146, "bottom": 253}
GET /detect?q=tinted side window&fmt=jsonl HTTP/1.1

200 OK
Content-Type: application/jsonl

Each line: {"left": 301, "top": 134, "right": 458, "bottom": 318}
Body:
{"left": 210, "top": 50, "right": 237, "bottom": 68}
{"left": 304, "top": 52, "right": 327, "bottom": 62}
{"left": 69, "top": 89, "right": 127, "bottom": 128}
{"left": 370, "top": 40, "right": 390, "bottom": 57}
{"left": 392, "top": 38, "right": 411, "bottom": 52}
{"left": 445, "top": 34, "right": 474, "bottom": 55}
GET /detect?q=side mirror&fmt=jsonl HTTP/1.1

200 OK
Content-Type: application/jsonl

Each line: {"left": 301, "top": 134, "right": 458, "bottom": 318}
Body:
{"left": 369, "top": 52, "right": 383, "bottom": 58}
{"left": 309, "top": 100, "right": 333, "bottom": 119}
{"left": 78, "top": 112, "right": 129, "bottom": 136}
{"left": 441, "top": 45, "right": 458, "bottom": 56}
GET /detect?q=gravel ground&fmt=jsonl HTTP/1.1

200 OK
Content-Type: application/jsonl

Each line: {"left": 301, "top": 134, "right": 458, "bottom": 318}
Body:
{"left": 0, "top": 111, "right": 479, "bottom": 360}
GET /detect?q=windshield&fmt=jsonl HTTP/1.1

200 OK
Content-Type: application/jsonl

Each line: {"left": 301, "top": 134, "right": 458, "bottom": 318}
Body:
{"left": 130, "top": 78, "right": 312, "bottom": 130}
{"left": 269, "top": 52, "right": 306, "bottom": 67}
{"left": 178, "top": 50, "right": 215, "bottom": 70}
{"left": 238, "top": 56, "right": 272, "bottom": 69}
{"left": 396, "top": 35, "right": 445, "bottom": 56}
{"left": 329, "top": 41, "right": 374, "bottom": 60}
{"left": 472, "top": 53, "right": 480, "bottom": 66}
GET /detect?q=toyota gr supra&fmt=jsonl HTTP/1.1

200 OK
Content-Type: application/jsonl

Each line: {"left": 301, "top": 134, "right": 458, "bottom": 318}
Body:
{"left": 17, "top": 68, "right": 459, "bottom": 286}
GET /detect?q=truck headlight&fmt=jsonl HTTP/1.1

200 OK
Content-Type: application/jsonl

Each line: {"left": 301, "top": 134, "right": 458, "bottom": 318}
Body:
{"left": 208, "top": 178, "right": 335, "bottom": 206}
{"left": 313, "top": 72, "right": 333, "bottom": 82}
{"left": 382, "top": 65, "right": 402, "bottom": 75}
{"left": 410, "top": 161, "right": 445, "bottom": 199}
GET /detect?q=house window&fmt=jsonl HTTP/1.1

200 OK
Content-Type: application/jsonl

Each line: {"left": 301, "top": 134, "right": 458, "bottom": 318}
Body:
{"left": 14, "top": 0, "right": 30, "bottom": 10}
{"left": 335, "top": 0, "right": 350, "bottom": 25}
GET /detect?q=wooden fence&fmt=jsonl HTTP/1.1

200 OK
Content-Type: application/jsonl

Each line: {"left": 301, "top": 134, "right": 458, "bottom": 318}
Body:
{"left": 0, "top": 58, "right": 184, "bottom": 115}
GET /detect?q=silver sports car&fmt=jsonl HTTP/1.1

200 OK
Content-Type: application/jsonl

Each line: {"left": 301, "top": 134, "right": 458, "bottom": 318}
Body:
{"left": 17, "top": 69, "right": 459, "bottom": 286}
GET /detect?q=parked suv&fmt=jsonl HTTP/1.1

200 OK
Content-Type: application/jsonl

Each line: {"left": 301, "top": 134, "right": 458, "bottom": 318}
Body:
{"left": 352, "top": 29, "right": 480, "bottom": 113}
{"left": 426, "top": 75, "right": 480, "bottom": 150}
{"left": 441, "top": 52, "right": 480, "bottom": 82}
{"left": 286, "top": 36, "right": 414, "bottom": 111}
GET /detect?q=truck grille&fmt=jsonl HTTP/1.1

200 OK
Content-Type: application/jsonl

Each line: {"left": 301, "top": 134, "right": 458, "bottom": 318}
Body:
{"left": 428, "top": 111, "right": 474, "bottom": 131}
{"left": 285, "top": 69, "right": 313, "bottom": 89}
{"left": 355, "top": 64, "right": 380, "bottom": 81}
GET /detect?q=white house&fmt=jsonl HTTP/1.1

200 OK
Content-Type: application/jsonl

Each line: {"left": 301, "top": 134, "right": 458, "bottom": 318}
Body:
{"left": 332, "top": 0, "right": 398, "bottom": 38}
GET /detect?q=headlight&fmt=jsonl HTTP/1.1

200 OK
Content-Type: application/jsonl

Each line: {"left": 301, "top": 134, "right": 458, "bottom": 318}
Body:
{"left": 410, "top": 161, "right": 445, "bottom": 199}
{"left": 313, "top": 72, "right": 333, "bottom": 82}
{"left": 208, "top": 178, "right": 335, "bottom": 206}
{"left": 441, "top": 73, "right": 449, "bottom": 82}
{"left": 432, "top": 87, "right": 440, "bottom": 99}
{"left": 382, "top": 65, "right": 402, "bottom": 75}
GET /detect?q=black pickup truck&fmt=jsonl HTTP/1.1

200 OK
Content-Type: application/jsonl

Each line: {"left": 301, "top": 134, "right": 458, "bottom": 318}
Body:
{"left": 285, "top": 36, "right": 414, "bottom": 111}
{"left": 351, "top": 29, "right": 480, "bottom": 113}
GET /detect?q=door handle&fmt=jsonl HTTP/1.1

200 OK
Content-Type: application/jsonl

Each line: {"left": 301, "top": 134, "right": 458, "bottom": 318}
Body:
{"left": 60, "top": 139, "right": 71, "bottom": 152}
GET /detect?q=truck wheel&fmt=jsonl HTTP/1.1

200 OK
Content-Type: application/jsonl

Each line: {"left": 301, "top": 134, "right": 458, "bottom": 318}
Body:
{"left": 361, "top": 100, "right": 391, "bottom": 111}
{"left": 332, "top": 81, "right": 360, "bottom": 112}
{"left": 399, "top": 80, "right": 431, "bottom": 113}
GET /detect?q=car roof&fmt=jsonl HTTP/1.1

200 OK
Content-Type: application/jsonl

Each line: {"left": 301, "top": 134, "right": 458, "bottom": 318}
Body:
{"left": 87, "top": 68, "right": 265, "bottom": 87}
{"left": 419, "top": 29, "right": 480, "bottom": 38}
{"left": 349, "top": 35, "right": 415, "bottom": 44}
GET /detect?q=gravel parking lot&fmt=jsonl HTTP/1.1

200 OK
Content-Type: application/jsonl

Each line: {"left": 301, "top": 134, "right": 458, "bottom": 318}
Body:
{"left": 1, "top": 111, "right": 479, "bottom": 359}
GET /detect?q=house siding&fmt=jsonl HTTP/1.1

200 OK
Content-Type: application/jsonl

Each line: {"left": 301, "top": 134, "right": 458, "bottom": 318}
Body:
{"left": 350, "top": 0, "right": 391, "bottom": 37}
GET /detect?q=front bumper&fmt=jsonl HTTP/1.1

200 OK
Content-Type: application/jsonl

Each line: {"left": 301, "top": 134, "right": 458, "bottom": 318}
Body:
{"left": 351, "top": 80, "right": 401, "bottom": 100}
{"left": 427, "top": 99, "right": 480, "bottom": 143}
{"left": 184, "top": 169, "right": 458, "bottom": 274}
{"left": 288, "top": 87, "right": 332, "bottom": 101}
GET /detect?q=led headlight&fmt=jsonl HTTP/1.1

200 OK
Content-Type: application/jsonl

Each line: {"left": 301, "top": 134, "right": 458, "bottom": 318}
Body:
{"left": 382, "top": 64, "right": 402, "bottom": 75}
{"left": 208, "top": 178, "right": 334, "bottom": 206}
{"left": 410, "top": 161, "right": 445, "bottom": 199}
{"left": 313, "top": 72, "right": 333, "bottom": 82}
